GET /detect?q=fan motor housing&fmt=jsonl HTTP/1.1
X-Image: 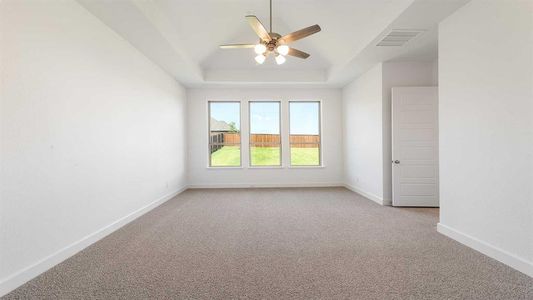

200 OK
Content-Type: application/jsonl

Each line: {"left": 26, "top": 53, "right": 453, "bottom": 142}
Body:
{"left": 266, "top": 33, "right": 281, "bottom": 51}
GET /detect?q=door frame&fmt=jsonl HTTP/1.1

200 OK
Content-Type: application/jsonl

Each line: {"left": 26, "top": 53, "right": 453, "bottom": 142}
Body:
{"left": 391, "top": 86, "right": 439, "bottom": 207}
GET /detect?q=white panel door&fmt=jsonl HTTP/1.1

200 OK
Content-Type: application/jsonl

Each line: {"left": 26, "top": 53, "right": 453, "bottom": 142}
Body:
{"left": 392, "top": 87, "right": 439, "bottom": 207}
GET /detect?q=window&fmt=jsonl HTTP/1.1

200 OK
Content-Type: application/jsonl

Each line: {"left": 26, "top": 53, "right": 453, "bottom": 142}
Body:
{"left": 208, "top": 101, "right": 241, "bottom": 167}
{"left": 289, "top": 101, "right": 321, "bottom": 166}
{"left": 249, "top": 101, "right": 281, "bottom": 166}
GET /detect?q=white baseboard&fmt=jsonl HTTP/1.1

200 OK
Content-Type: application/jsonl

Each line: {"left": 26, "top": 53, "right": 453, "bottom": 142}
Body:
{"left": 0, "top": 186, "right": 188, "bottom": 297}
{"left": 188, "top": 182, "right": 344, "bottom": 189}
{"left": 437, "top": 223, "right": 533, "bottom": 278}
{"left": 344, "top": 183, "right": 386, "bottom": 206}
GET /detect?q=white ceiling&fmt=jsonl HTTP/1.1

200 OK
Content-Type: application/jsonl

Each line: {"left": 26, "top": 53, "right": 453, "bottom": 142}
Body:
{"left": 78, "top": 0, "right": 469, "bottom": 87}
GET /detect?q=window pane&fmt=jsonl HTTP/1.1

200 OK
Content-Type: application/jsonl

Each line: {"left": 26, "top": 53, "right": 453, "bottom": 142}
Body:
{"left": 210, "top": 144, "right": 241, "bottom": 167}
{"left": 250, "top": 102, "right": 279, "bottom": 134}
{"left": 290, "top": 144, "right": 320, "bottom": 166}
{"left": 250, "top": 144, "right": 281, "bottom": 166}
{"left": 209, "top": 102, "right": 241, "bottom": 167}
{"left": 250, "top": 102, "right": 281, "bottom": 166}
{"left": 209, "top": 102, "right": 240, "bottom": 142}
{"left": 290, "top": 102, "right": 320, "bottom": 166}
{"left": 289, "top": 102, "right": 319, "bottom": 135}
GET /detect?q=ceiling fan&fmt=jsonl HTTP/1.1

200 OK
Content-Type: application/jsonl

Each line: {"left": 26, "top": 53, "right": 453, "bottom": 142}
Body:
{"left": 219, "top": 0, "right": 321, "bottom": 65}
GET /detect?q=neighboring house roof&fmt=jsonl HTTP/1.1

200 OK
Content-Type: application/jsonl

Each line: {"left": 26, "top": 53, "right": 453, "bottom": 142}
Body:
{"left": 210, "top": 117, "right": 232, "bottom": 131}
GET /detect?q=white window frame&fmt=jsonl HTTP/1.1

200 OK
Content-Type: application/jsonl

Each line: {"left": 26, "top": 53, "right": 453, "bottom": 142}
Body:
{"left": 207, "top": 100, "right": 242, "bottom": 168}
{"left": 248, "top": 100, "right": 282, "bottom": 168}
{"left": 288, "top": 100, "right": 323, "bottom": 167}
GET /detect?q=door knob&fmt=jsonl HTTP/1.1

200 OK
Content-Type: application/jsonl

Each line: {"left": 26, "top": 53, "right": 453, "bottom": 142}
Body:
{"left": 393, "top": 160, "right": 400, "bottom": 164}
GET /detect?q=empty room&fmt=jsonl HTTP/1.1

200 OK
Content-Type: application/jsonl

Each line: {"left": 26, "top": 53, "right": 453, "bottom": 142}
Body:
{"left": 1, "top": 0, "right": 532, "bottom": 299}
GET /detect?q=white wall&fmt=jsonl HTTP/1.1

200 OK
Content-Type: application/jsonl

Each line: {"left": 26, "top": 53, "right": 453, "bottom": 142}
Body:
{"left": 438, "top": 0, "right": 533, "bottom": 277}
{"left": 187, "top": 88, "right": 343, "bottom": 187}
{"left": 342, "top": 64, "right": 385, "bottom": 203}
{"left": 342, "top": 61, "right": 437, "bottom": 204}
{"left": 382, "top": 61, "right": 438, "bottom": 202}
{"left": 0, "top": 0, "right": 188, "bottom": 294}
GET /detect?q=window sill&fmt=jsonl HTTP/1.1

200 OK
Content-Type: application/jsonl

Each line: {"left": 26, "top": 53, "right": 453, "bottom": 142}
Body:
{"left": 288, "top": 165, "right": 325, "bottom": 169}
{"left": 248, "top": 166, "right": 284, "bottom": 169}
{"left": 205, "top": 165, "right": 325, "bottom": 169}
{"left": 206, "top": 166, "right": 243, "bottom": 170}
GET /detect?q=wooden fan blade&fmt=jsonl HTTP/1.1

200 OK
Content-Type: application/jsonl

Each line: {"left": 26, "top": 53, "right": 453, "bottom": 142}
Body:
{"left": 287, "top": 48, "right": 310, "bottom": 59}
{"left": 245, "top": 15, "right": 271, "bottom": 42}
{"left": 279, "top": 25, "right": 321, "bottom": 44}
{"left": 220, "top": 44, "right": 255, "bottom": 49}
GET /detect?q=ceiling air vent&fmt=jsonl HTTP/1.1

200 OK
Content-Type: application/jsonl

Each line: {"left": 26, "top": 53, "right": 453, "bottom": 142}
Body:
{"left": 376, "top": 29, "right": 425, "bottom": 47}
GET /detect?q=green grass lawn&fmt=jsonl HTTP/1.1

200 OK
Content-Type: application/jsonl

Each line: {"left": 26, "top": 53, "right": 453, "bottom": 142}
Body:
{"left": 290, "top": 147, "right": 320, "bottom": 166}
{"left": 210, "top": 146, "right": 241, "bottom": 166}
{"left": 250, "top": 147, "right": 280, "bottom": 166}
{"left": 210, "top": 146, "right": 319, "bottom": 166}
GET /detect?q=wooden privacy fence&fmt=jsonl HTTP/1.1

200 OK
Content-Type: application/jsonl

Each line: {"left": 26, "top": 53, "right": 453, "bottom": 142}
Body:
{"left": 289, "top": 134, "right": 320, "bottom": 148}
{"left": 250, "top": 134, "right": 280, "bottom": 144}
{"left": 210, "top": 133, "right": 319, "bottom": 149}
{"left": 219, "top": 133, "right": 241, "bottom": 144}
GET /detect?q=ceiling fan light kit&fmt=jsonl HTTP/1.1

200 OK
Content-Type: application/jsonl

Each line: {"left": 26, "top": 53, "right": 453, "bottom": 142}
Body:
{"left": 275, "top": 54, "right": 286, "bottom": 65}
{"left": 276, "top": 45, "right": 289, "bottom": 56}
{"left": 254, "top": 54, "right": 266, "bottom": 64}
{"left": 220, "top": 0, "right": 321, "bottom": 65}
{"left": 254, "top": 44, "right": 267, "bottom": 55}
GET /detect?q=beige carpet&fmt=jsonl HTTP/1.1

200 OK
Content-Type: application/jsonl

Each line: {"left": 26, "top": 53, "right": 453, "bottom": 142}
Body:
{"left": 4, "top": 188, "right": 532, "bottom": 299}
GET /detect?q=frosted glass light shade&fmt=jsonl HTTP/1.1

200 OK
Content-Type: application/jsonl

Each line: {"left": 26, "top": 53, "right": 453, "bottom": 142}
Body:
{"left": 254, "top": 44, "right": 267, "bottom": 54}
{"left": 255, "top": 54, "right": 266, "bottom": 64}
{"left": 277, "top": 45, "right": 289, "bottom": 56}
